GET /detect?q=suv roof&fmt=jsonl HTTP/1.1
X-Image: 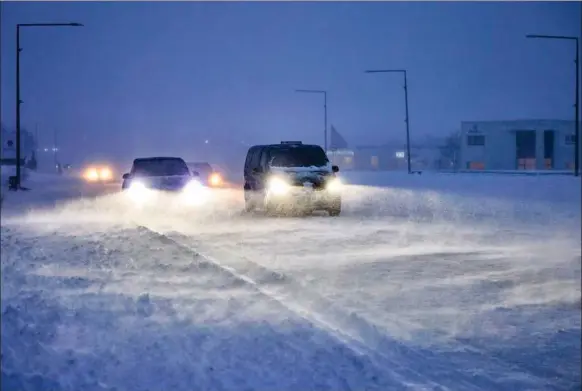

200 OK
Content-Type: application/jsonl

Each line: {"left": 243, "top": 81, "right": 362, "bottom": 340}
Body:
{"left": 133, "top": 156, "right": 185, "bottom": 163}
{"left": 252, "top": 143, "right": 321, "bottom": 149}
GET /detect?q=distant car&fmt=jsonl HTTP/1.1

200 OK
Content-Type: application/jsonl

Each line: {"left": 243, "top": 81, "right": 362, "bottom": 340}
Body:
{"left": 82, "top": 164, "right": 115, "bottom": 183}
{"left": 121, "top": 157, "right": 208, "bottom": 206}
{"left": 243, "top": 141, "right": 342, "bottom": 216}
{"left": 188, "top": 162, "right": 225, "bottom": 187}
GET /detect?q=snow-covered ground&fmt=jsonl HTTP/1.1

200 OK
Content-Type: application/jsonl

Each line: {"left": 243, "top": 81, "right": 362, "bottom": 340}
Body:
{"left": 1, "top": 171, "right": 580, "bottom": 391}
{"left": 1, "top": 171, "right": 119, "bottom": 217}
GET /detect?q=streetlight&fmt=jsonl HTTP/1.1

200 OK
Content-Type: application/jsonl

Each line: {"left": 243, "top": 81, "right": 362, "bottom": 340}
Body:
{"left": 526, "top": 34, "right": 580, "bottom": 176}
{"left": 295, "top": 89, "right": 328, "bottom": 151}
{"left": 15, "top": 22, "right": 83, "bottom": 189}
{"left": 365, "top": 69, "right": 412, "bottom": 174}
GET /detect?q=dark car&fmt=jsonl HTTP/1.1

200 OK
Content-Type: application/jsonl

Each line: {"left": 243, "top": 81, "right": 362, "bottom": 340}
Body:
{"left": 187, "top": 162, "right": 225, "bottom": 187}
{"left": 243, "top": 141, "right": 342, "bottom": 216}
{"left": 121, "top": 157, "right": 207, "bottom": 205}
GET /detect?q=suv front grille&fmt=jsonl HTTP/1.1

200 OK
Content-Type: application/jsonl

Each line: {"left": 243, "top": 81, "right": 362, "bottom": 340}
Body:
{"left": 290, "top": 177, "right": 326, "bottom": 190}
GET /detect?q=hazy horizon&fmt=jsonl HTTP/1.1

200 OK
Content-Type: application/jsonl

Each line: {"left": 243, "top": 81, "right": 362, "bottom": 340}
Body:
{"left": 1, "top": 1, "right": 580, "bottom": 165}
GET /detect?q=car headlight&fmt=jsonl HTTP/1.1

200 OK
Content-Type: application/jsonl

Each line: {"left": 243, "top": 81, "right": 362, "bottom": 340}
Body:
{"left": 84, "top": 168, "right": 99, "bottom": 182}
{"left": 99, "top": 167, "right": 112, "bottom": 180}
{"left": 183, "top": 179, "right": 203, "bottom": 193}
{"left": 326, "top": 177, "right": 342, "bottom": 193}
{"left": 127, "top": 180, "right": 150, "bottom": 202}
{"left": 268, "top": 177, "right": 290, "bottom": 195}
{"left": 209, "top": 172, "right": 223, "bottom": 187}
{"left": 182, "top": 179, "right": 208, "bottom": 205}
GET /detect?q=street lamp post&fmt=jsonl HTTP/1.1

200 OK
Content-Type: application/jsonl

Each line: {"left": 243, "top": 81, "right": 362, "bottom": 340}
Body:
{"left": 15, "top": 22, "right": 83, "bottom": 189}
{"left": 365, "top": 69, "right": 412, "bottom": 174}
{"left": 526, "top": 34, "right": 580, "bottom": 176}
{"left": 295, "top": 89, "right": 328, "bottom": 151}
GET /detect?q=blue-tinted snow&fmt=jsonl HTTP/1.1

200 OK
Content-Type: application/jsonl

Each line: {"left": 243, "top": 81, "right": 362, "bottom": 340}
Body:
{"left": 1, "top": 171, "right": 580, "bottom": 391}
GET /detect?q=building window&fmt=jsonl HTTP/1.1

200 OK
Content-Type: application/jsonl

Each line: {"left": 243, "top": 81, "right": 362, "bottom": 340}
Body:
{"left": 467, "top": 135, "right": 485, "bottom": 146}
{"left": 565, "top": 134, "right": 576, "bottom": 145}
{"left": 517, "top": 158, "right": 536, "bottom": 170}
{"left": 466, "top": 161, "right": 485, "bottom": 170}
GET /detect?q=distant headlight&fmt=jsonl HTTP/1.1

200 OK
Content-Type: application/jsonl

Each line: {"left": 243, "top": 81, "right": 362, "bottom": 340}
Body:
{"left": 99, "top": 167, "right": 112, "bottom": 180}
{"left": 209, "top": 172, "right": 223, "bottom": 187}
{"left": 84, "top": 166, "right": 113, "bottom": 182}
{"left": 84, "top": 168, "right": 99, "bottom": 182}
{"left": 326, "top": 177, "right": 342, "bottom": 193}
{"left": 268, "top": 177, "right": 290, "bottom": 195}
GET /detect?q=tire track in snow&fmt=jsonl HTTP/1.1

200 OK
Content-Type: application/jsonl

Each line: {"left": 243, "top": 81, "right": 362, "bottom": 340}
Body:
{"left": 135, "top": 224, "right": 549, "bottom": 391}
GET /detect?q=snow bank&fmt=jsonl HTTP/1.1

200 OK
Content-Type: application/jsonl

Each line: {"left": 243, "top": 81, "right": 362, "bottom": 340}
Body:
{"left": 1, "top": 171, "right": 118, "bottom": 217}
{"left": 340, "top": 170, "right": 580, "bottom": 205}
{"left": 0, "top": 224, "right": 424, "bottom": 391}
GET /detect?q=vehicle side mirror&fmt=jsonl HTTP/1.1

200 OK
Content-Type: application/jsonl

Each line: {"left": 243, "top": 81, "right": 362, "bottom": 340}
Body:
{"left": 332, "top": 165, "right": 339, "bottom": 173}
{"left": 122, "top": 173, "right": 130, "bottom": 180}
{"left": 191, "top": 170, "right": 200, "bottom": 177}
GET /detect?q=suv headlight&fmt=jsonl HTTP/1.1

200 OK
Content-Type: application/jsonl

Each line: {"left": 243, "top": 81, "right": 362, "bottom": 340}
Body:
{"left": 127, "top": 180, "right": 149, "bottom": 202}
{"left": 268, "top": 177, "right": 290, "bottom": 195}
{"left": 182, "top": 179, "right": 208, "bottom": 205}
{"left": 183, "top": 179, "right": 203, "bottom": 194}
{"left": 326, "top": 177, "right": 342, "bottom": 193}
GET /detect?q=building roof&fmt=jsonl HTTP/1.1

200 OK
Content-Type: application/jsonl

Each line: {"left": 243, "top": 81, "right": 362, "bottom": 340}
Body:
{"left": 462, "top": 119, "right": 577, "bottom": 125}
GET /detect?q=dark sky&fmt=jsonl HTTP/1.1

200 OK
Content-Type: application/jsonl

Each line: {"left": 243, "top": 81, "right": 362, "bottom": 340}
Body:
{"left": 1, "top": 1, "right": 580, "bottom": 164}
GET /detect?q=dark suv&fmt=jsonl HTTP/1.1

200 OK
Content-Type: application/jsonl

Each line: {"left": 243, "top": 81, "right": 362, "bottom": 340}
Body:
{"left": 243, "top": 141, "right": 342, "bottom": 216}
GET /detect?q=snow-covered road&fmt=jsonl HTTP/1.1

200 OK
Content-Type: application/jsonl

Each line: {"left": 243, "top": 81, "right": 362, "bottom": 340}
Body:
{"left": 1, "top": 172, "right": 580, "bottom": 391}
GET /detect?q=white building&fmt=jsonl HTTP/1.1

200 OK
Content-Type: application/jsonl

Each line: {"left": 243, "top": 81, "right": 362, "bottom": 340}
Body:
{"left": 459, "top": 119, "right": 581, "bottom": 172}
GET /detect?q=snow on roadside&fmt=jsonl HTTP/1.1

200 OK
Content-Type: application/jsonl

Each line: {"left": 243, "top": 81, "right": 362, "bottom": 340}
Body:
{"left": 1, "top": 171, "right": 580, "bottom": 391}
{"left": 133, "top": 173, "right": 581, "bottom": 391}
{"left": 1, "top": 223, "right": 428, "bottom": 391}
{"left": 340, "top": 170, "right": 580, "bottom": 205}
{"left": 1, "top": 171, "right": 119, "bottom": 218}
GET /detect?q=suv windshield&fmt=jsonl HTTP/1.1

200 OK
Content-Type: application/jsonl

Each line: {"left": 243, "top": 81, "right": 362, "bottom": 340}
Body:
{"left": 269, "top": 146, "right": 329, "bottom": 168}
{"left": 133, "top": 158, "right": 190, "bottom": 177}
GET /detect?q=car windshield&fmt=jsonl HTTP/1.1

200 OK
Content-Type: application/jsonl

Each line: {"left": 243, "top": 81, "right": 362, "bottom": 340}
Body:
{"left": 269, "top": 146, "right": 329, "bottom": 168}
{"left": 133, "top": 158, "right": 190, "bottom": 177}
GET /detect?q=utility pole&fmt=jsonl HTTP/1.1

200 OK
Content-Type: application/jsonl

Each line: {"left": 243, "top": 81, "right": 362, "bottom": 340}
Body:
{"left": 365, "top": 69, "right": 413, "bottom": 174}
{"left": 295, "top": 89, "right": 328, "bottom": 151}
{"left": 53, "top": 127, "right": 58, "bottom": 168}
{"left": 403, "top": 71, "right": 412, "bottom": 175}
{"left": 526, "top": 34, "right": 580, "bottom": 176}
{"left": 16, "top": 24, "right": 22, "bottom": 185}
{"left": 15, "top": 22, "right": 83, "bottom": 189}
